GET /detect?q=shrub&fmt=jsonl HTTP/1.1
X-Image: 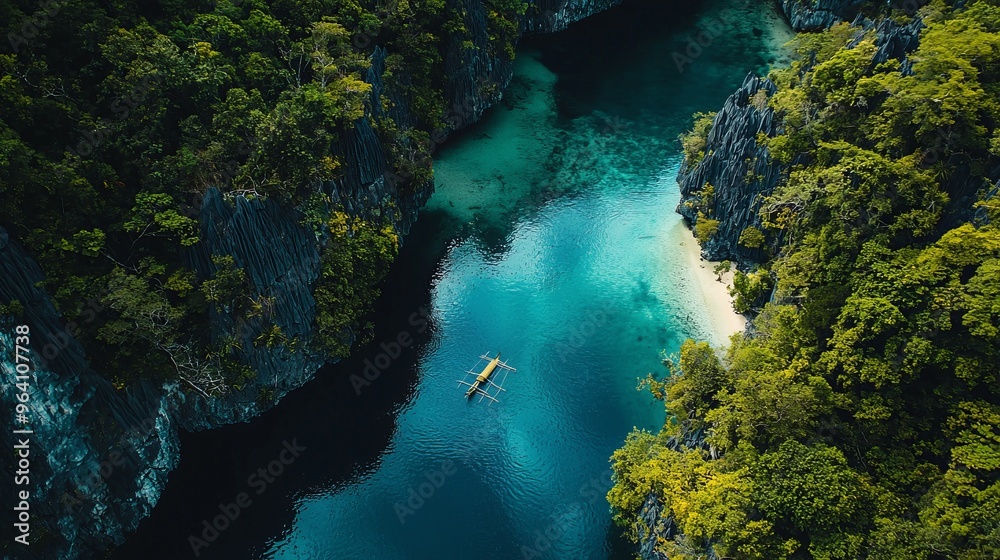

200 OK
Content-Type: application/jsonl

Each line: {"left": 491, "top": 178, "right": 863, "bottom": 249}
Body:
{"left": 695, "top": 214, "right": 721, "bottom": 243}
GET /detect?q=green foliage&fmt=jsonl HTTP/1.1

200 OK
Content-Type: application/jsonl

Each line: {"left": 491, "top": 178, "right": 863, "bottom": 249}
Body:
{"left": 729, "top": 268, "right": 772, "bottom": 314}
{"left": 255, "top": 324, "right": 289, "bottom": 349}
{"left": 713, "top": 260, "right": 731, "bottom": 280}
{"left": 680, "top": 112, "right": 716, "bottom": 167}
{"left": 484, "top": 0, "right": 529, "bottom": 59}
{"left": 663, "top": 340, "right": 729, "bottom": 430}
{"left": 750, "top": 441, "right": 873, "bottom": 559}
{"left": 690, "top": 182, "right": 716, "bottom": 214}
{"left": 201, "top": 255, "right": 248, "bottom": 308}
{"left": 612, "top": 4, "right": 1000, "bottom": 558}
{"left": 694, "top": 213, "right": 720, "bottom": 243}
{"left": 1, "top": 0, "right": 526, "bottom": 393}
{"left": 0, "top": 299, "right": 25, "bottom": 318}
{"left": 125, "top": 193, "right": 200, "bottom": 247}
{"left": 312, "top": 212, "right": 399, "bottom": 358}
{"left": 739, "top": 226, "right": 766, "bottom": 249}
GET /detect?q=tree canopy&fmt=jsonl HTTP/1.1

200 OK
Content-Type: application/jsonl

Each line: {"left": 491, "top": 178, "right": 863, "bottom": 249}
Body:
{"left": 610, "top": 2, "right": 1000, "bottom": 558}
{"left": 1, "top": 0, "right": 526, "bottom": 393}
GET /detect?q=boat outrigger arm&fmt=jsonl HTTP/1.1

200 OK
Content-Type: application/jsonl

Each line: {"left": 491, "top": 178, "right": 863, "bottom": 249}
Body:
{"left": 456, "top": 352, "right": 516, "bottom": 405}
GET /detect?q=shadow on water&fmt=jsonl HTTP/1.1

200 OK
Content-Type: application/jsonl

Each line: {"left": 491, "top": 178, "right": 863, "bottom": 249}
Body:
{"left": 109, "top": 213, "right": 452, "bottom": 560}
{"left": 527, "top": 0, "right": 789, "bottom": 125}
{"left": 525, "top": 0, "right": 714, "bottom": 120}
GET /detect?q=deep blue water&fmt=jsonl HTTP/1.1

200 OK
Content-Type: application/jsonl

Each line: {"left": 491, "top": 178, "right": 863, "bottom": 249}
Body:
{"left": 112, "top": 1, "right": 790, "bottom": 559}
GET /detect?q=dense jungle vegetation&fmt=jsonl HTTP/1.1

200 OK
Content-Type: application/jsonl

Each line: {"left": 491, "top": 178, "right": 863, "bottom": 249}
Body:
{"left": 610, "top": 1, "right": 1000, "bottom": 558}
{"left": 0, "top": 0, "right": 525, "bottom": 392}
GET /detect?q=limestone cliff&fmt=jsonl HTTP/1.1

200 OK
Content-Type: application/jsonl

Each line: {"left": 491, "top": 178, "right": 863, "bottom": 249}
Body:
{"left": 781, "top": 0, "right": 868, "bottom": 31}
{"left": 676, "top": 13, "right": 926, "bottom": 271}
{"left": 677, "top": 72, "right": 781, "bottom": 268}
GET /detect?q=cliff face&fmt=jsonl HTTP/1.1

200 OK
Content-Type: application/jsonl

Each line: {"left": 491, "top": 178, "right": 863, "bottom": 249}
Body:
{"left": 676, "top": 13, "right": 926, "bottom": 271}
{"left": 634, "top": 428, "right": 716, "bottom": 560}
{"left": 781, "top": 0, "right": 868, "bottom": 31}
{"left": 677, "top": 73, "right": 781, "bottom": 268}
{"left": 0, "top": 233, "right": 179, "bottom": 557}
{"left": 0, "top": 2, "right": 621, "bottom": 558}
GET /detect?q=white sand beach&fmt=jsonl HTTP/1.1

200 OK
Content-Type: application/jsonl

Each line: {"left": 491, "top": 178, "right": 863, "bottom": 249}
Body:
{"left": 669, "top": 220, "right": 747, "bottom": 348}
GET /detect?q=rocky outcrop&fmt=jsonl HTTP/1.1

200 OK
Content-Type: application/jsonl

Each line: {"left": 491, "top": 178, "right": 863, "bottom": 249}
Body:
{"left": 654, "top": 12, "right": 932, "bottom": 560}
{"left": 847, "top": 13, "right": 924, "bottom": 69}
{"left": 676, "top": 14, "right": 925, "bottom": 270}
{"left": 676, "top": 73, "right": 781, "bottom": 269}
{"left": 0, "top": 231, "right": 179, "bottom": 558}
{"left": 525, "top": 0, "right": 624, "bottom": 32}
{"left": 440, "top": 0, "right": 623, "bottom": 136}
{"left": 0, "top": 1, "right": 622, "bottom": 558}
{"left": 637, "top": 495, "right": 674, "bottom": 560}
{"left": 781, "top": 0, "right": 868, "bottom": 31}
{"left": 634, "top": 428, "right": 717, "bottom": 560}
{"left": 170, "top": 46, "right": 428, "bottom": 429}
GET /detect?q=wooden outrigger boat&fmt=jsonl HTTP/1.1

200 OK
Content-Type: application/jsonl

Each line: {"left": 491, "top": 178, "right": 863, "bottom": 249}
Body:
{"left": 456, "top": 352, "right": 516, "bottom": 405}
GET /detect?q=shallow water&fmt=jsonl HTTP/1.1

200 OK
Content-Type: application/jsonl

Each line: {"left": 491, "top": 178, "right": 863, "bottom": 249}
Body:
{"left": 112, "top": 1, "right": 790, "bottom": 558}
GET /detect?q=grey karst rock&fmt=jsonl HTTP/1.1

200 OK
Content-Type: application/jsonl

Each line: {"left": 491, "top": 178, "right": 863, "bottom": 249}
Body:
{"left": 675, "top": 13, "right": 927, "bottom": 271}
{"left": 781, "top": 0, "right": 868, "bottom": 31}
{"left": 676, "top": 72, "right": 781, "bottom": 269}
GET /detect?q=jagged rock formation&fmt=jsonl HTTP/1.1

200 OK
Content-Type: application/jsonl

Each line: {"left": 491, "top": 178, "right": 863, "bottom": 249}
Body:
{"left": 171, "top": 46, "right": 427, "bottom": 430}
{"left": 0, "top": 2, "right": 621, "bottom": 558}
{"left": 781, "top": 0, "right": 868, "bottom": 31}
{"left": 676, "top": 13, "right": 925, "bottom": 271}
{"left": 634, "top": 428, "right": 718, "bottom": 560}
{"left": 637, "top": 495, "right": 674, "bottom": 560}
{"left": 441, "top": 0, "right": 624, "bottom": 136}
{"left": 848, "top": 14, "right": 924, "bottom": 69}
{"left": 525, "top": 0, "right": 625, "bottom": 31}
{"left": 676, "top": 73, "right": 781, "bottom": 268}
{"left": 0, "top": 230, "right": 178, "bottom": 558}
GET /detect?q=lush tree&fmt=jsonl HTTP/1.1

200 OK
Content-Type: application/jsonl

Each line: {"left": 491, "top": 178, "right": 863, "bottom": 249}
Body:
{"left": 1, "top": 0, "right": 527, "bottom": 392}
{"left": 612, "top": 4, "right": 1000, "bottom": 558}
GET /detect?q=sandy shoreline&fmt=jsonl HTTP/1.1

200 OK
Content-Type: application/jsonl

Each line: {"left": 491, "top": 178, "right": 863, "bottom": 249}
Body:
{"left": 669, "top": 220, "right": 747, "bottom": 348}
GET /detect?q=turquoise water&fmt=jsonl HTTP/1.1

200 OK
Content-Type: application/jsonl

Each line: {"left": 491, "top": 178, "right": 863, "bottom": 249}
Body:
{"left": 263, "top": 2, "right": 790, "bottom": 558}
{"left": 112, "top": 1, "right": 790, "bottom": 558}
